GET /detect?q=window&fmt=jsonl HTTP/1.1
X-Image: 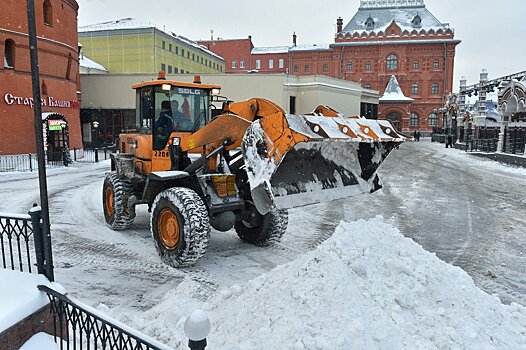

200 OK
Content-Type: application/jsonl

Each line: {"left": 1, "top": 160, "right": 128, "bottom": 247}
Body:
{"left": 364, "top": 84, "right": 372, "bottom": 89}
{"left": 279, "top": 58, "right": 284, "bottom": 69}
{"left": 269, "top": 59, "right": 274, "bottom": 69}
{"left": 66, "top": 53, "right": 72, "bottom": 79}
{"left": 174, "top": 67, "right": 179, "bottom": 73}
{"left": 4, "top": 39, "right": 15, "bottom": 69}
{"left": 256, "top": 60, "right": 261, "bottom": 69}
{"left": 411, "top": 83, "right": 419, "bottom": 95}
{"left": 43, "top": 0, "right": 53, "bottom": 26}
{"left": 169, "top": 44, "right": 172, "bottom": 52}
{"left": 181, "top": 49, "right": 185, "bottom": 57}
{"left": 187, "top": 52, "right": 190, "bottom": 59}
{"left": 240, "top": 59, "right": 244, "bottom": 68}
{"left": 365, "top": 61, "right": 371, "bottom": 71}
{"left": 305, "top": 65, "right": 310, "bottom": 72}
{"left": 161, "top": 63, "right": 166, "bottom": 72}
{"left": 433, "top": 59, "right": 440, "bottom": 70}
{"left": 323, "top": 64, "right": 329, "bottom": 72}
{"left": 294, "top": 65, "right": 299, "bottom": 73}
{"left": 162, "top": 41, "right": 166, "bottom": 50}
{"left": 410, "top": 113, "right": 420, "bottom": 126}
{"left": 200, "top": 57, "right": 203, "bottom": 64}
{"left": 386, "top": 54, "right": 398, "bottom": 70}
{"left": 176, "top": 47, "right": 179, "bottom": 55}
{"left": 152, "top": 85, "right": 210, "bottom": 150}
{"left": 431, "top": 83, "right": 439, "bottom": 94}
{"left": 413, "top": 60, "right": 419, "bottom": 70}
{"left": 346, "top": 60, "right": 352, "bottom": 71}
{"left": 428, "top": 113, "right": 438, "bottom": 126}
{"left": 232, "top": 60, "right": 237, "bottom": 69}
{"left": 191, "top": 54, "right": 194, "bottom": 61}
{"left": 168, "top": 65, "right": 172, "bottom": 73}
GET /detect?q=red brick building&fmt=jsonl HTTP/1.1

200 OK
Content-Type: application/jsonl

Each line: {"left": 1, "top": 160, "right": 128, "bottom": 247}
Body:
{"left": 199, "top": 0, "right": 460, "bottom": 133}
{"left": 0, "top": 0, "right": 81, "bottom": 156}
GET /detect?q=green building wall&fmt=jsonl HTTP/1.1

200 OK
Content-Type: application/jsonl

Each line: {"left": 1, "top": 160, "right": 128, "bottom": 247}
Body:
{"left": 79, "top": 28, "right": 224, "bottom": 74}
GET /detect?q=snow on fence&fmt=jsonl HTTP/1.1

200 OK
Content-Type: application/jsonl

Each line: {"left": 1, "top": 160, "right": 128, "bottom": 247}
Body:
{"left": 0, "top": 212, "right": 36, "bottom": 274}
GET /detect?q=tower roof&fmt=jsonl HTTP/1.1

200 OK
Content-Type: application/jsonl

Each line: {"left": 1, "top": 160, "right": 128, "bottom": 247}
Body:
{"left": 342, "top": 0, "right": 450, "bottom": 35}
{"left": 380, "top": 75, "right": 414, "bottom": 102}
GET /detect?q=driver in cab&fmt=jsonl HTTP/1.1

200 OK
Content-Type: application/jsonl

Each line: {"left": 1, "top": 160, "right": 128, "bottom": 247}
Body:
{"left": 155, "top": 100, "right": 185, "bottom": 135}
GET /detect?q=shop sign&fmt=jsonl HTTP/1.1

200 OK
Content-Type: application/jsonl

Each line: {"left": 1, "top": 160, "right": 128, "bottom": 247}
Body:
{"left": 48, "top": 119, "right": 66, "bottom": 130}
{"left": 3, "top": 93, "right": 80, "bottom": 109}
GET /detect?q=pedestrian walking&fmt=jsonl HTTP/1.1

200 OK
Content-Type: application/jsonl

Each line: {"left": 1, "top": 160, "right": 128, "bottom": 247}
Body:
{"left": 416, "top": 131, "right": 421, "bottom": 141}
{"left": 445, "top": 134, "right": 453, "bottom": 148}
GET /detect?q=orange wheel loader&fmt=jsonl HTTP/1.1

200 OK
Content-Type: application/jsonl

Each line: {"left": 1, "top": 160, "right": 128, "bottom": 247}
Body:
{"left": 102, "top": 73, "right": 406, "bottom": 267}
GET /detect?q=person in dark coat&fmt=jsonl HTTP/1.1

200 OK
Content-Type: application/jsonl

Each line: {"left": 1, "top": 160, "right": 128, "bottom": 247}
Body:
{"left": 446, "top": 134, "right": 453, "bottom": 148}
{"left": 416, "top": 131, "right": 421, "bottom": 141}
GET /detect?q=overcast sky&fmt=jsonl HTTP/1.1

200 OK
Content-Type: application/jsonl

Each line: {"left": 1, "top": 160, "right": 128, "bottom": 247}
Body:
{"left": 77, "top": 0, "right": 525, "bottom": 91}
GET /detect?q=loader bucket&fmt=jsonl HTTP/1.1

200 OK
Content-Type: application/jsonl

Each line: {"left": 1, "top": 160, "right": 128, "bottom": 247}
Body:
{"left": 242, "top": 114, "right": 405, "bottom": 214}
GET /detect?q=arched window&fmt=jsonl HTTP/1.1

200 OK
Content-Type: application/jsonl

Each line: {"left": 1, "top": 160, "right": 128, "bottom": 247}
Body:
{"left": 365, "top": 61, "right": 371, "bottom": 71}
{"left": 66, "top": 53, "right": 72, "bottom": 80}
{"left": 411, "top": 83, "right": 419, "bottom": 95}
{"left": 346, "top": 60, "right": 352, "bottom": 71}
{"left": 386, "top": 54, "right": 398, "bottom": 70}
{"left": 431, "top": 83, "right": 439, "bottom": 94}
{"left": 322, "top": 64, "right": 329, "bottom": 72}
{"left": 433, "top": 59, "right": 439, "bottom": 70}
{"left": 428, "top": 113, "right": 438, "bottom": 126}
{"left": 410, "top": 113, "right": 419, "bottom": 126}
{"left": 4, "top": 39, "right": 15, "bottom": 69}
{"left": 43, "top": 0, "right": 53, "bottom": 26}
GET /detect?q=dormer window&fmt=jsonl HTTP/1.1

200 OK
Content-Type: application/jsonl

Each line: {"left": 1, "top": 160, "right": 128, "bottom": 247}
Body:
{"left": 365, "top": 16, "right": 375, "bottom": 30}
{"left": 411, "top": 14, "right": 422, "bottom": 28}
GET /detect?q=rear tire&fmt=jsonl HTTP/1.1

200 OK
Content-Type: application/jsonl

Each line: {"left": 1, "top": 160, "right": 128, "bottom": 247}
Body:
{"left": 102, "top": 172, "right": 135, "bottom": 230}
{"left": 235, "top": 209, "right": 288, "bottom": 246}
{"left": 151, "top": 188, "right": 210, "bottom": 267}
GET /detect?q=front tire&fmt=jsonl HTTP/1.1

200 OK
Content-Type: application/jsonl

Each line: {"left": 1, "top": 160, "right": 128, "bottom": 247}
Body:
{"left": 235, "top": 209, "right": 288, "bottom": 246}
{"left": 102, "top": 172, "right": 135, "bottom": 230}
{"left": 151, "top": 188, "right": 210, "bottom": 267}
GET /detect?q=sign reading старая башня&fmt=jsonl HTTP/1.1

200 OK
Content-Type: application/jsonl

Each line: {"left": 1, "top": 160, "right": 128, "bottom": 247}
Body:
{"left": 3, "top": 93, "right": 80, "bottom": 109}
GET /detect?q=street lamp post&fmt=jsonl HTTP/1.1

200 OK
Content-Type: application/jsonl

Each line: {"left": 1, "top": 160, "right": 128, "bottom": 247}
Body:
{"left": 26, "top": 0, "right": 53, "bottom": 280}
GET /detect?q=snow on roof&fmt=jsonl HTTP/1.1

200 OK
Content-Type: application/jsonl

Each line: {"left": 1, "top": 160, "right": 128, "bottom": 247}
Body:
{"left": 380, "top": 75, "right": 414, "bottom": 102}
{"left": 251, "top": 46, "right": 289, "bottom": 54}
{"left": 289, "top": 43, "right": 331, "bottom": 51}
{"left": 343, "top": 2, "right": 450, "bottom": 35}
{"left": 79, "top": 18, "right": 223, "bottom": 61}
{"left": 79, "top": 54, "right": 108, "bottom": 72}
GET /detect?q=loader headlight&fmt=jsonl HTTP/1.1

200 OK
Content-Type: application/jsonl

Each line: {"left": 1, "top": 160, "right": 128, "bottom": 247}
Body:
{"left": 171, "top": 137, "right": 181, "bottom": 146}
{"left": 211, "top": 88, "right": 220, "bottom": 95}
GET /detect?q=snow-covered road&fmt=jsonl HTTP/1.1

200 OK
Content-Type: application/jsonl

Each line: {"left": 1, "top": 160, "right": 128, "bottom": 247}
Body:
{"left": 1, "top": 139, "right": 525, "bottom": 313}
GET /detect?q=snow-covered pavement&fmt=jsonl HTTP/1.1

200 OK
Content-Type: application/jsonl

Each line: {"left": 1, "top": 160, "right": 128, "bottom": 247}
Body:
{"left": 1, "top": 140, "right": 525, "bottom": 348}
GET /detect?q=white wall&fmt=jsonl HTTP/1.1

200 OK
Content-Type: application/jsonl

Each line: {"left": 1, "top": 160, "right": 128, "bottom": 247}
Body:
{"left": 80, "top": 73, "right": 380, "bottom": 115}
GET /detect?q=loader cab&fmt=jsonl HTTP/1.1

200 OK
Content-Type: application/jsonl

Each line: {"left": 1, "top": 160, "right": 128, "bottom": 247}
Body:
{"left": 132, "top": 75, "right": 221, "bottom": 151}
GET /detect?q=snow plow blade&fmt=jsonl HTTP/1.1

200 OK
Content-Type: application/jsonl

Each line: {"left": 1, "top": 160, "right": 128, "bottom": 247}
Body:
{"left": 242, "top": 114, "right": 405, "bottom": 214}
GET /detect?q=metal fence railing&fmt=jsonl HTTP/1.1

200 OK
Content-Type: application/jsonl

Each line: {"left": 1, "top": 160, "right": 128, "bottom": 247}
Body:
{"left": 38, "top": 285, "right": 171, "bottom": 350}
{"left": 0, "top": 206, "right": 53, "bottom": 279}
{"left": 466, "top": 139, "right": 499, "bottom": 153}
{"left": 72, "top": 147, "right": 113, "bottom": 163}
{"left": 0, "top": 147, "right": 115, "bottom": 172}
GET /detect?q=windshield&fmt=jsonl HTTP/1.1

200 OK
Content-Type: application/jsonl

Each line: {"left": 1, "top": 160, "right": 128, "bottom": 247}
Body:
{"left": 153, "top": 86, "right": 210, "bottom": 150}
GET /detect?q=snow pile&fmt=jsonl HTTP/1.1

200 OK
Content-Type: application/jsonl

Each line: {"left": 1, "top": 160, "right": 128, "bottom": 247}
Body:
{"left": 118, "top": 217, "right": 526, "bottom": 349}
{"left": 19, "top": 333, "right": 59, "bottom": 350}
